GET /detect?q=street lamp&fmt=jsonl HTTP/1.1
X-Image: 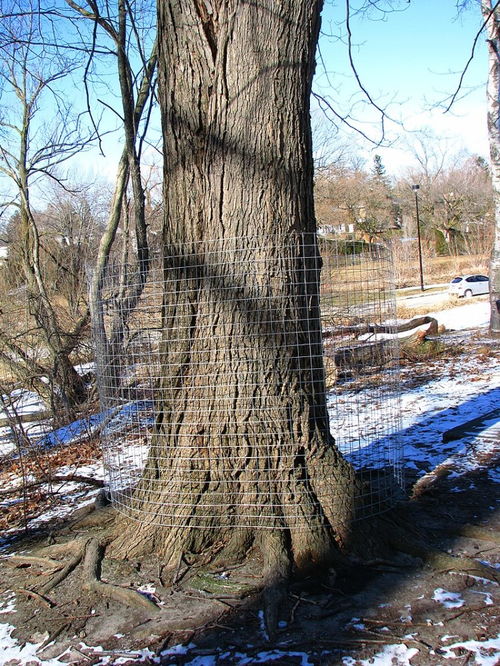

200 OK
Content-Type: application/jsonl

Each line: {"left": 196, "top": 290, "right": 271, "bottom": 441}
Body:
{"left": 412, "top": 184, "right": 424, "bottom": 291}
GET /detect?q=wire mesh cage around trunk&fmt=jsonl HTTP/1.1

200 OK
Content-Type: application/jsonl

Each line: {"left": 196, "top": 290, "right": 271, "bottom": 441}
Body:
{"left": 93, "top": 235, "right": 403, "bottom": 529}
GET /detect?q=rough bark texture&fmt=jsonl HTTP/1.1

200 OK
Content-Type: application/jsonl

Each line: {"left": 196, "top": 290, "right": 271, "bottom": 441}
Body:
{"left": 483, "top": 0, "right": 500, "bottom": 336}
{"left": 113, "top": 0, "right": 358, "bottom": 574}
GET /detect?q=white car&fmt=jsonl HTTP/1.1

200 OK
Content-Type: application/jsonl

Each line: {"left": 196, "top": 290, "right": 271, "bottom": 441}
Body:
{"left": 448, "top": 274, "right": 490, "bottom": 298}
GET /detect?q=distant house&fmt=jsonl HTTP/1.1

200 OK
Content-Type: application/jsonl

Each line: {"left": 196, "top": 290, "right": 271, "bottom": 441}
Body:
{"left": 318, "top": 223, "right": 355, "bottom": 237}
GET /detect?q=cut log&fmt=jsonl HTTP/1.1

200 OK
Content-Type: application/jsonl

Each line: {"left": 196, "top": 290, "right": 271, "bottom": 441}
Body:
{"left": 325, "top": 317, "right": 438, "bottom": 375}
{"left": 323, "top": 316, "right": 438, "bottom": 340}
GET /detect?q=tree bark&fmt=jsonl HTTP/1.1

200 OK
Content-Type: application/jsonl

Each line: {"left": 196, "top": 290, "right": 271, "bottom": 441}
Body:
{"left": 482, "top": 0, "right": 500, "bottom": 336}
{"left": 113, "top": 0, "right": 358, "bottom": 575}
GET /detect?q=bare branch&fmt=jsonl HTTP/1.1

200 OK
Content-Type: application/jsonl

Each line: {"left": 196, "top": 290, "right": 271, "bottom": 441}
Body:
{"left": 312, "top": 91, "right": 388, "bottom": 147}
{"left": 443, "top": 0, "right": 500, "bottom": 113}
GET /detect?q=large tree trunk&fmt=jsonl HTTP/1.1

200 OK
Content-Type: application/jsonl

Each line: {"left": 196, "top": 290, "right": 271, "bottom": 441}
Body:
{"left": 114, "top": 0, "right": 358, "bottom": 575}
{"left": 483, "top": 0, "right": 500, "bottom": 336}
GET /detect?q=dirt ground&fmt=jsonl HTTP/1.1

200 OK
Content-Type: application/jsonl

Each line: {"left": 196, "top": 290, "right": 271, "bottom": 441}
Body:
{"left": 0, "top": 319, "right": 498, "bottom": 665}
{"left": 0, "top": 439, "right": 498, "bottom": 665}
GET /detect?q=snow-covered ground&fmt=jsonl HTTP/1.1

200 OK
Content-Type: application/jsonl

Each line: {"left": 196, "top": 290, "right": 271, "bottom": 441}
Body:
{"left": 396, "top": 298, "right": 498, "bottom": 472}
{"left": 0, "top": 297, "right": 498, "bottom": 665}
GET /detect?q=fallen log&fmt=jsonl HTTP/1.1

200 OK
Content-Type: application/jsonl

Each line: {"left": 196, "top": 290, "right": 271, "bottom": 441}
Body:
{"left": 324, "top": 316, "right": 439, "bottom": 377}
{"left": 323, "top": 316, "right": 438, "bottom": 339}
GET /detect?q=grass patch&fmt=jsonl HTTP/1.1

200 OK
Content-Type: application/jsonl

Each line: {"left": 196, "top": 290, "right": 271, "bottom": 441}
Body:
{"left": 396, "top": 302, "right": 450, "bottom": 321}
{"left": 396, "top": 294, "right": 489, "bottom": 321}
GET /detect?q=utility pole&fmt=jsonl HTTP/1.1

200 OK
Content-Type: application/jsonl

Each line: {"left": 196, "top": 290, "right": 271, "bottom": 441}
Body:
{"left": 412, "top": 184, "right": 424, "bottom": 291}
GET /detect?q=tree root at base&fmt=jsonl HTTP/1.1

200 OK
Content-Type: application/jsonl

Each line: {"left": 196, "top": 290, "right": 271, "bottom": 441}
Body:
{"left": 83, "top": 537, "right": 159, "bottom": 613}
{"left": 390, "top": 537, "right": 500, "bottom": 583}
{"left": 210, "top": 529, "right": 254, "bottom": 570}
{"left": 368, "top": 513, "right": 500, "bottom": 584}
{"left": 82, "top": 537, "right": 160, "bottom": 613}
{"left": 6, "top": 493, "right": 498, "bottom": 653}
{"left": 36, "top": 541, "right": 87, "bottom": 595}
{"left": 260, "top": 531, "right": 291, "bottom": 640}
{"left": 442, "top": 525, "right": 500, "bottom": 545}
{"left": 26, "top": 532, "right": 160, "bottom": 614}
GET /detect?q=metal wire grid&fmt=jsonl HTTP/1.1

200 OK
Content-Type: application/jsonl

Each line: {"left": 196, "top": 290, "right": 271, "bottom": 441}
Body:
{"left": 94, "top": 236, "right": 403, "bottom": 528}
{"left": 320, "top": 239, "right": 403, "bottom": 517}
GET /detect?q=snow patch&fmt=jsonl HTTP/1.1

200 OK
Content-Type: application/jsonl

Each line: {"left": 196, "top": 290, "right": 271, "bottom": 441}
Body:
{"left": 0, "top": 622, "right": 62, "bottom": 665}
{"left": 342, "top": 643, "right": 419, "bottom": 665}
{"left": 237, "top": 650, "right": 314, "bottom": 665}
{"left": 471, "top": 590, "right": 494, "bottom": 605}
{"left": 439, "top": 634, "right": 500, "bottom": 666}
{"left": 432, "top": 588, "right": 465, "bottom": 609}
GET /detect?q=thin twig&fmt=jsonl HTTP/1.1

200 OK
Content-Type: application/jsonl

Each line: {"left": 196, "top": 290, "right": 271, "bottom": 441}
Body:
{"left": 289, "top": 595, "right": 302, "bottom": 624}
{"left": 68, "top": 645, "right": 92, "bottom": 661}
{"left": 345, "top": 0, "right": 389, "bottom": 130}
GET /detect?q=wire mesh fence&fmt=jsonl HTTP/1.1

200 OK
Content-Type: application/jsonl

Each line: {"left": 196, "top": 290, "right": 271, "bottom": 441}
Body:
{"left": 93, "top": 234, "right": 403, "bottom": 529}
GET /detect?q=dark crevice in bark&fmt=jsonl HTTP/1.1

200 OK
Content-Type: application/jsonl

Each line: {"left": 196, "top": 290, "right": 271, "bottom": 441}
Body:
{"left": 193, "top": 0, "right": 218, "bottom": 62}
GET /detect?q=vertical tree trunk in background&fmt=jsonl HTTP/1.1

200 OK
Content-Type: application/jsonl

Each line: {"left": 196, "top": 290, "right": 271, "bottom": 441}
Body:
{"left": 115, "top": 0, "right": 358, "bottom": 578}
{"left": 18, "top": 145, "right": 88, "bottom": 412}
{"left": 482, "top": 0, "right": 500, "bottom": 336}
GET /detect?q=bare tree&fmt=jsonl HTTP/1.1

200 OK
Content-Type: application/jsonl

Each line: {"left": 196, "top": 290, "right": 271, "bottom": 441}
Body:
{"left": 315, "top": 161, "right": 396, "bottom": 242}
{"left": 0, "top": 0, "right": 158, "bottom": 413}
{"left": 62, "top": 0, "right": 158, "bottom": 391}
{"left": 481, "top": 0, "right": 500, "bottom": 335}
{"left": 396, "top": 149, "right": 493, "bottom": 259}
{"left": 0, "top": 0, "right": 95, "bottom": 413}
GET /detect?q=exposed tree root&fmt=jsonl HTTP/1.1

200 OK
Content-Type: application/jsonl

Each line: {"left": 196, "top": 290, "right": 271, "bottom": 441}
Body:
{"left": 36, "top": 540, "right": 87, "bottom": 595}
{"left": 211, "top": 529, "right": 254, "bottom": 569}
{"left": 38, "top": 538, "right": 87, "bottom": 559}
{"left": 16, "top": 588, "right": 55, "bottom": 608}
{"left": 2, "top": 555, "right": 64, "bottom": 572}
{"left": 349, "top": 513, "right": 500, "bottom": 584}
{"left": 377, "top": 515, "right": 500, "bottom": 584}
{"left": 82, "top": 537, "right": 160, "bottom": 613}
{"left": 5, "top": 475, "right": 497, "bottom": 656}
{"left": 260, "top": 530, "right": 291, "bottom": 640}
{"left": 392, "top": 539, "right": 500, "bottom": 583}
{"left": 64, "top": 505, "right": 115, "bottom": 533}
{"left": 448, "top": 525, "right": 500, "bottom": 545}
{"left": 159, "top": 553, "right": 188, "bottom": 586}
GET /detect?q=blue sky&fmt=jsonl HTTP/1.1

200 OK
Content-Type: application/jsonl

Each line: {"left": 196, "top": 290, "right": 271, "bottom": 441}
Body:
{"left": 74, "top": 0, "right": 490, "bottom": 185}
{"left": 315, "top": 0, "right": 489, "bottom": 174}
{"left": 0, "top": 0, "right": 491, "bottom": 219}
